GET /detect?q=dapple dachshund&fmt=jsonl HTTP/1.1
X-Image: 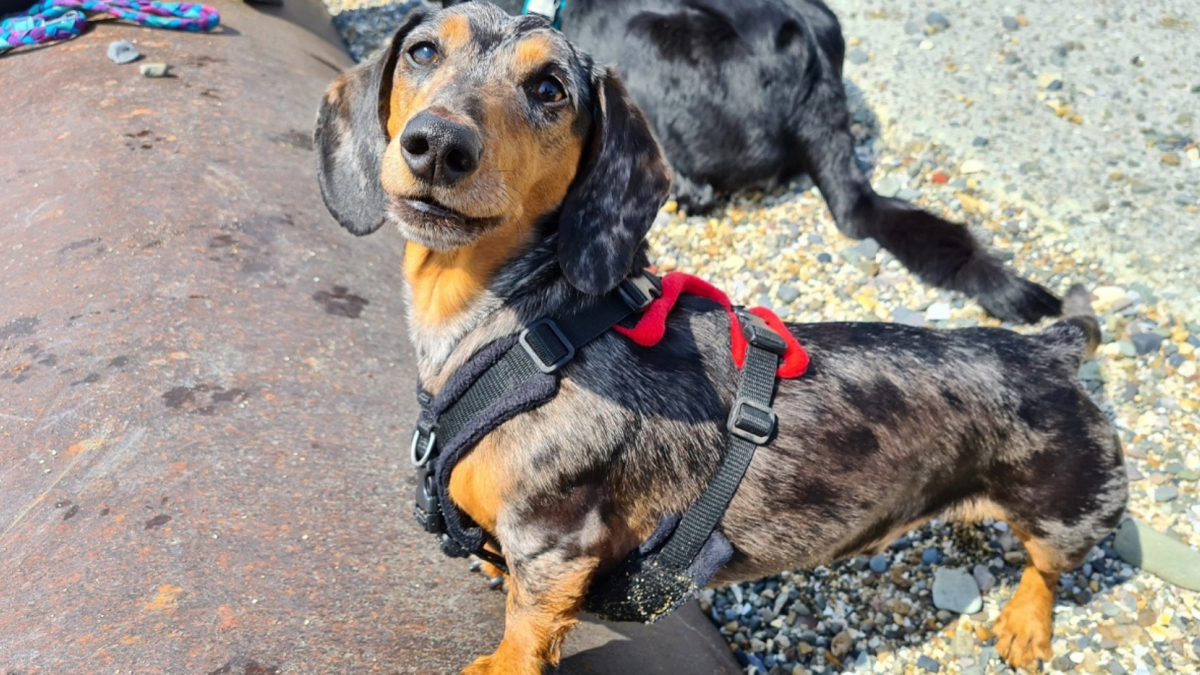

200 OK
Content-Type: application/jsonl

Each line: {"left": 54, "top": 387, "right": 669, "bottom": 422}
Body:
{"left": 314, "top": 4, "right": 1128, "bottom": 673}
{"left": 437, "top": 0, "right": 1063, "bottom": 325}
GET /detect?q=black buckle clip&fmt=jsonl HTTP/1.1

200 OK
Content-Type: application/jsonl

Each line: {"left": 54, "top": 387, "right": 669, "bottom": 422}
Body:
{"left": 727, "top": 396, "right": 777, "bottom": 444}
{"left": 519, "top": 318, "right": 576, "bottom": 373}
{"left": 410, "top": 419, "right": 437, "bottom": 466}
{"left": 617, "top": 272, "right": 662, "bottom": 312}
{"left": 736, "top": 309, "right": 787, "bottom": 356}
{"left": 414, "top": 465, "right": 444, "bottom": 534}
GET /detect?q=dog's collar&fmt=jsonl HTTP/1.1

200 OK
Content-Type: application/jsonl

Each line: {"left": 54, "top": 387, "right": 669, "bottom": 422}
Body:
{"left": 522, "top": 0, "right": 565, "bottom": 30}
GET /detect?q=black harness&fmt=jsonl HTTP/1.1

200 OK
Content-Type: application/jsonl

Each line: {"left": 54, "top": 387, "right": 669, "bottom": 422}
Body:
{"left": 410, "top": 271, "right": 788, "bottom": 622}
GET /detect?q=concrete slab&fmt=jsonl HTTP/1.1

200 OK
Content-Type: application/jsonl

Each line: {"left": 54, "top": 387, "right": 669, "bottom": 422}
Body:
{"left": 0, "top": 2, "right": 739, "bottom": 674}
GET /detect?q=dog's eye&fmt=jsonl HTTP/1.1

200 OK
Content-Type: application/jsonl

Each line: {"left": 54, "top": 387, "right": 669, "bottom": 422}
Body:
{"left": 409, "top": 42, "right": 438, "bottom": 66}
{"left": 533, "top": 76, "right": 566, "bottom": 103}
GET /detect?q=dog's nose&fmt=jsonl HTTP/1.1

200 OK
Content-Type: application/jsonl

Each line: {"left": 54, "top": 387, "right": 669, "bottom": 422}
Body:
{"left": 400, "top": 112, "right": 482, "bottom": 187}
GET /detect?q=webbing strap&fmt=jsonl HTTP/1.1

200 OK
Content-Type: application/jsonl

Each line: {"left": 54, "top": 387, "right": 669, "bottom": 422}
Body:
{"left": 658, "top": 333, "right": 780, "bottom": 569}
{"left": 432, "top": 285, "right": 647, "bottom": 444}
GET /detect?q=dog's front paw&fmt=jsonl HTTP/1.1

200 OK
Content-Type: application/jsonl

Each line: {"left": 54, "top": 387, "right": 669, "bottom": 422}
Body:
{"left": 994, "top": 603, "right": 1053, "bottom": 671}
{"left": 468, "top": 558, "right": 507, "bottom": 591}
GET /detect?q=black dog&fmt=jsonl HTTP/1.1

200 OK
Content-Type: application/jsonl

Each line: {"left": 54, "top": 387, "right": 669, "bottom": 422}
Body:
{"left": 435, "top": 0, "right": 1062, "bottom": 324}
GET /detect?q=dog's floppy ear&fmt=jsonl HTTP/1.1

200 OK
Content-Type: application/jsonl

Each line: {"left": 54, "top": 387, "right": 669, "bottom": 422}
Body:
{"left": 314, "top": 8, "right": 429, "bottom": 235}
{"left": 557, "top": 67, "right": 672, "bottom": 295}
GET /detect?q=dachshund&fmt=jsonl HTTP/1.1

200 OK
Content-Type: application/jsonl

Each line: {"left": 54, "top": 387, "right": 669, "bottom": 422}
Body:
{"left": 314, "top": 4, "right": 1128, "bottom": 673}
{"left": 436, "top": 0, "right": 1064, "bottom": 326}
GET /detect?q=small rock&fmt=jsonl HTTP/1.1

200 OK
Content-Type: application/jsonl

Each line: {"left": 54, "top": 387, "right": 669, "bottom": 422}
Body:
{"left": 1179, "top": 360, "right": 1197, "bottom": 378}
{"left": 1037, "top": 72, "right": 1063, "bottom": 89}
{"left": 926, "top": 11, "right": 950, "bottom": 32}
{"left": 1001, "top": 16, "right": 1019, "bottom": 31}
{"left": 972, "top": 564, "right": 995, "bottom": 593}
{"left": 1116, "top": 340, "right": 1137, "bottom": 358}
{"left": 1113, "top": 519, "right": 1200, "bottom": 590}
{"left": 1131, "top": 333, "right": 1163, "bottom": 355}
{"left": 1126, "top": 465, "right": 1144, "bottom": 481}
{"left": 960, "top": 159, "right": 986, "bottom": 174}
{"left": 926, "top": 303, "right": 952, "bottom": 322}
{"left": 848, "top": 48, "right": 869, "bottom": 65}
{"left": 876, "top": 175, "right": 902, "bottom": 198}
{"left": 816, "top": 252, "right": 833, "bottom": 264}
{"left": 1092, "top": 285, "right": 1132, "bottom": 312}
{"left": 932, "top": 567, "right": 983, "bottom": 614}
{"left": 916, "top": 654, "right": 942, "bottom": 673}
{"left": 776, "top": 284, "right": 801, "bottom": 305}
{"left": 139, "top": 62, "right": 170, "bottom": 78}
{"left": 1078, "top": 362, "right": 1103, "bottom": 381}
{"left": 1052, "top": 654, "right": 1075, "bottom": 672}
{"left": 869, "top": 554, "right": 889, "bottom": 574}
{"left": 107, "top": 40, "right": 140, "bottom": 64}
{"left": 1154, "top": 486, "right": 1179, "bottom": 502}
{"left": 972, "top": 136, "right": 989, "bottom": 147}
{"left": 919, "top": 39, "right": 934, "bottom": 51}
{"left": 922, "top": 547, "right": 943, "bottom": 565}
{"left": 892, "top": 307, "right": 927, "bottom": 328}
{"left": 830, "top": 630, "right": 853, "bottom": 658}
{"left": 952, "top": 625, "right": 975, "bottom": 656}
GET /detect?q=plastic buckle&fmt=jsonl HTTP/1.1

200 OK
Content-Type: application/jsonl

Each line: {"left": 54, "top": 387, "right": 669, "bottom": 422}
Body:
{"left": 410, "top": 425, "right": 437, "bottom": 466}
{"left": 519, "top": 318, "right": 575, "bottom": 373}
{"left": 726, "top": 396, "right": 777, "bottom": 444}
{"left": 617, "top": 273, "right": 662, "bottom": 312}
{"left": 414, "top": 467, "right": 444, "bottom": 534}
{"left": 736, "top": 309, "right": 787, "bottom": 356}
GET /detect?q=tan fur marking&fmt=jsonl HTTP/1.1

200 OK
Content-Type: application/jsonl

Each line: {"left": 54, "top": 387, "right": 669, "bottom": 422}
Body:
{"left": 440, "top": 14, "right": 471, "bottom": 53}
{"left": 403, "top": 216, "right": 531, "bottom": 325}
{"left": 446, "top": 436, "right": 511, "bottom": 533}
{"left": 994, "top": 528, "right": 1066, "bottom": 670}
{"left": 514, "top": 37, "right": 554, "bottom": 73}
{"left": 947, "top": 497, "right": 1011, "bottom": 524}
{"left": 461, "top": 559, "right": 599, "bottom": 675}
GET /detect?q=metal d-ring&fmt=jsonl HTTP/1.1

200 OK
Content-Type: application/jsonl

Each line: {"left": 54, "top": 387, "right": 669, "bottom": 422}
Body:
{"left": 410, "top": 428, "right": 437, "bottom": 466}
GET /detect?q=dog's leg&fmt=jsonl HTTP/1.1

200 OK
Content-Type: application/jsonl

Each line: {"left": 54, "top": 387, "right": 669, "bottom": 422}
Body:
{"left": 672, "top": 172, "right": 718, "bottom": 215}
{"left": 461, "top": 554, "right": 598, "bottom": 675}
{"left": 994, "top": 531, "right": 1063, "bottom": 669}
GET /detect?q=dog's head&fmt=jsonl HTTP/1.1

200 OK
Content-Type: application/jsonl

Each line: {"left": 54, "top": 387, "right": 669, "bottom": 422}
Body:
{"left": 315, "top": 2, "right": 671, "bottom": 296}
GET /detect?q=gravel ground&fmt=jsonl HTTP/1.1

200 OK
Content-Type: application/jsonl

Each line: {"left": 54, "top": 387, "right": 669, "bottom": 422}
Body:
{"left": 321, "top": 2, "right": 1200, "bottom": 673}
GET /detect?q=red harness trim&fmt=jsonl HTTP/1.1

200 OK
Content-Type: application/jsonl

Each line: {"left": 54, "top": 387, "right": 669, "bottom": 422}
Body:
{"left": 613, "top": 272, "right": 808, "bottom": 379}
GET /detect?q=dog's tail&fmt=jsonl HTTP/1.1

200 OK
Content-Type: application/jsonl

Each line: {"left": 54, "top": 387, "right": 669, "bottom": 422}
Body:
{"left": 1039, "top": 284, "right": 1101, "bottom": 365}
{"left": 792, "top": 75, "right": 1063, "bottom": 324}
{"left": 844, "top": 196, "right": 1064, "bottom": 324}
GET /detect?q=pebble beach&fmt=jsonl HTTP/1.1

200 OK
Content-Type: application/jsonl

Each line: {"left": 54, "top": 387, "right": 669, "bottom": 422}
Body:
{"left": 321, "top": 1, "right": 1199, "bottom": 673}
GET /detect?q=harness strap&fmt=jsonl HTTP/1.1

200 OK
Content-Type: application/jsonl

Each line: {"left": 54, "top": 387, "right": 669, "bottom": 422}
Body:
{"left": 658, "top": 312, "right": 781, "bottom": 569}
{"left": 412, "top": 273, "right": 662, "bottom": 569}
{"left": 431, "top": 275, "right": 655, "bottom": 445}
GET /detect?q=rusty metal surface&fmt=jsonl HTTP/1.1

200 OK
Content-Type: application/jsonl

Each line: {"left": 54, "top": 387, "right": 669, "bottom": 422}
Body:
{"left": 0, "top": 3, "right": 739, "bottom": 673}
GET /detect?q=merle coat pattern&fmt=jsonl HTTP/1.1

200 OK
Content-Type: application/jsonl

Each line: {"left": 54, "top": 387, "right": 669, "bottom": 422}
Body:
{"left": 314, "top": 5, "right": 1128, "bottom": 673}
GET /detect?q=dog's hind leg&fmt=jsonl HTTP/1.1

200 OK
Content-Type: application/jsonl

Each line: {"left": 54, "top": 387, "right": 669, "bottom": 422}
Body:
{"left": 992, "top": 530, "right": 1065, "bottom": 669}
{"left": 791, "top": 74, "right": 1061, "bottom": 323}
{"left": 984, "top": 435, "right": 1128, "bottom": 669}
